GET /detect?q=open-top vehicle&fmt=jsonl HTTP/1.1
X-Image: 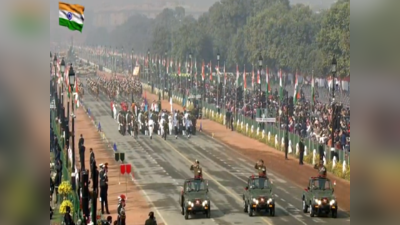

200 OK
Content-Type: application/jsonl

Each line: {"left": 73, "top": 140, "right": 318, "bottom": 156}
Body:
{"left": 302, "top": 177, "right": 338, "bottom": 218}
{"left": 178, "top": 178, "right": 210, "bottom": 220}
{"left": 243, "top": 175, "right": 275, "bottom": 216}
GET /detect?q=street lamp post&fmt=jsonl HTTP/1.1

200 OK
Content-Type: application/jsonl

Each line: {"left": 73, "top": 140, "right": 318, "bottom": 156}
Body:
{"left": 121, "top": 47, "right": 124, "bottom": 74}
{"left": 258, "top": 54, "right": 263, "bottom": 130}
{"left": 131, "top": 48, "right": 134, "bottom": 75}
{"left": 217, "top": 52, "right": 220, "bottom": 111}
{"left": 131, "top": 48, "right": 134, "bottom": 103}
{"left": 164, "top": 51, "right": 167, "bottom": 100}
{"left": 54, "top": 55, "right": 60, "bottom": 118}
{"left": 189, "top": 52, "right": 192, "bottom": 95}
{"left": 258, "top": 54, "right": 263, "bottom": 93}
{"left": 330, "top": 56, "right": 337, "bottom": 160}
{"left": 68, "top": 65, "right": 76, "bottom": 171}
{"left": 60, "top": 58, "right": 67, "bottom": 158}
{"left": 147, "top": 49, "right": 151, "bottom": 85}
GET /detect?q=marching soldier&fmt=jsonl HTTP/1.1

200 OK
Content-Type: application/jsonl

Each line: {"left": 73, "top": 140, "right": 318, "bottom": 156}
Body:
{"left": 173, "top": 111, "right": 179, "bottom": 139}
{"left": 168, "top": 115, "right": 173, "bottom": 135}
{"left": 132, "top": 116, "right": 138, "bottom": 138}
{"left": 148, "top": 116, "right": 155, "bottom": 139}
{"left": 185, "top": 116, "right": 193, "bottom": 138}
{"left": 314, "top": 160, "right": 327, "bottom": 189}
{"left": 162, "top": 116, "right": 168, "bottom": 140}
{"left": 126, "top": 112, "right": 131, "bottom": 136}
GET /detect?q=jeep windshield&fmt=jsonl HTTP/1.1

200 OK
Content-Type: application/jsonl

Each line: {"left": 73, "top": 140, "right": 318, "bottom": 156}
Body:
{"left": 310, "top": 178, "right": 332, "bottom": 190}
{"left": 249, "top": 178, "right": 271, "bottom": 189}
{"left": 186, "top": 180, "right": 206, "bottom": 192}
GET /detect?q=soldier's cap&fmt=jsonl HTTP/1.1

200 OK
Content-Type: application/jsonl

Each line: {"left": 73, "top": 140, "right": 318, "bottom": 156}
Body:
{"left": 195, "top": 159, "right": 199, "bottom": 163}
{"left": 99, "top": 163, "right": 104, "bottom": 167}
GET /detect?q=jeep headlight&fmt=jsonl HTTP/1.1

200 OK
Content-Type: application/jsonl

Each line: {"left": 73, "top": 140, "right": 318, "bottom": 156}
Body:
{"left": 187, "top": 201, "right": 194, "bottom": 207}
{"left": 314, "top": 199, "right": 322, "bottom": 205}
{"left": 267, "top": 198, "right": 273, "bottom": 204}
{"left": 252, "top": 198, "right": 259, "bottom": 204}
{"left": 202, "top": 200, "right": 208, "bottom": 206}
{"left": 329, "top": 200, "right": 336, "bottom": 205}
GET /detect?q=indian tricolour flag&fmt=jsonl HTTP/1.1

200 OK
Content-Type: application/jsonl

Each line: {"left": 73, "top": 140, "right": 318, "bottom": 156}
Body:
{"left": 59, "top": 2, "right": 85, "bottom": 32}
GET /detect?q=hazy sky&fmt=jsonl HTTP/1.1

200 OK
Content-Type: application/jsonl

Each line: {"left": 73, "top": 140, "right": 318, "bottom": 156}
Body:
{"left": 50, "top": 0, "right": 336, "bottom": 14}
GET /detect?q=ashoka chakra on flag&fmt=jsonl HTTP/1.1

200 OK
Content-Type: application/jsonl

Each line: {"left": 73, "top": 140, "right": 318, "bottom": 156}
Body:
{"left": 59, "top": 2, "right": 84, "bottom": 32}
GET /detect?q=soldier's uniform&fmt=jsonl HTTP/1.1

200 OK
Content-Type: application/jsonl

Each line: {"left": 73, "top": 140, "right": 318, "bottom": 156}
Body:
{"left": 117, "top": 197, "right": 126, "bottom": 225}
{"left": 190, "top": 160, "right": 203, "bottom": 191}
{"left": 254, "top": 163, "right": 267, "bottom": 178}
{"left": 132, "top": 119, "right": 138, "bottom": 138}
{"left": 148, "top": 118, "right": 154, "bottom": 139}
{"left": 254, "top": 161, "right": 267, "bottom": 187}
{"left": 314, "top": 161, "right": 327, "bottom": 189}
{"left": 190, "top": 161, "right": 203, "bottom": 179}
{"left": 162, "top": 118, "right": 168, "bottom": 140}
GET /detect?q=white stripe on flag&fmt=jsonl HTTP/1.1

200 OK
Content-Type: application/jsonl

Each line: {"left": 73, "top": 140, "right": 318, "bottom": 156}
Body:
{"left": 59, "top": 10, "right": 84, "bottom": 24}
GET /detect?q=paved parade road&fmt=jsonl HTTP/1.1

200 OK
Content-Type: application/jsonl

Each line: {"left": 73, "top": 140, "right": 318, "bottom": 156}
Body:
{"left": 81, "top": 79, "right": 350, "bottom": 225}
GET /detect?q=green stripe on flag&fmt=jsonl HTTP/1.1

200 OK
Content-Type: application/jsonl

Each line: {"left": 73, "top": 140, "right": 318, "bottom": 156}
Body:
{"left": 59, "top": 18, "right": 83, "bottom": 32}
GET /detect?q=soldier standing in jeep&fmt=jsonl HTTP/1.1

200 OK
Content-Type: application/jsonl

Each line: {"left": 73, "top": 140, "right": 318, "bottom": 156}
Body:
{"left": 254, "top": 159, "right": 267, "bottom": 177}
{"left": 314, "top": 160, "right": 327, "bottom": 189}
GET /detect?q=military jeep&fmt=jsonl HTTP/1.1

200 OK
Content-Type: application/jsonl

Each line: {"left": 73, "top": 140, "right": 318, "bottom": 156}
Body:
{"left": 243, "top": 176, "right": 275, "bottom": 216}
{"left": 302, "top": 177, "right": 338, "bottom": 218}
{"left": 178, "top": 178, "right": 211, "bottom": 220}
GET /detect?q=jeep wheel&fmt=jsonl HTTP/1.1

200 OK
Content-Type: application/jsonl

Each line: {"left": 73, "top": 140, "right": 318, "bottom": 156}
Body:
{"left": 302, "top": 200, "right": 308, "bottom": 213}
{"left": 332, "top": 210, "right": 337, "bottom": 218}
{"left": 309, "top": 205, "right": 314, "bottom": 217}
{"left": 248, "top": 203, "right": 253, "bottom": 217}
{"left": 269, "top": 207, "right": 275, "bottom": 217}
{"left": 244, "top": 201, "right": 248, "bottom": 213}
{"left": 184, "top": 208, "right": 189, "bottom": 220}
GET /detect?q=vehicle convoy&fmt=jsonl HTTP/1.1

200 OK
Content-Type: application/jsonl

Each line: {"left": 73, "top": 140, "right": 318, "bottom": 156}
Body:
{"left": 243, "top": 175, "right": 275, "bottom": 216}
{"left": 178, "top": 178, "right": 211, "bottom": 220}
{"left": 302, "top": 177, "right": 338, "bottom": 218}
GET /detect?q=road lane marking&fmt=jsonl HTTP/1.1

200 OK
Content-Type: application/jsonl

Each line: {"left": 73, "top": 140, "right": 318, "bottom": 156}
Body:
{"left": 277, "top": 186, "right": 290, "bottom": 194}
{"left": 130, "top": 176, "right": 169, "bottom": 225}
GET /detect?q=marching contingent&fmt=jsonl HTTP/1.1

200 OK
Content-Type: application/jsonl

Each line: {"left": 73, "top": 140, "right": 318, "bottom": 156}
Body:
{"left": 85, "top": 75, "right": 198, "bottom": 141}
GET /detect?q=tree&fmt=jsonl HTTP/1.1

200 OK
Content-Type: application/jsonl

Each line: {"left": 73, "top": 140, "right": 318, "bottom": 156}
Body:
{"left": 317, "top": 0, "right": 350, "bottom": 77}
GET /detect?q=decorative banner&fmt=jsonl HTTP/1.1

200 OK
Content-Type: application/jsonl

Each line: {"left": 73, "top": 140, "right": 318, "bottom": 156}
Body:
{"left": 120, "top": 152, "right": 125, "bottom": 162}
{"left": 114, "top": 153, "right": 120, "bottom": 162}
{"left": 126, "top": 164, "right": 132, "bottom": 174}
{"left": 120, "top": 164, "right": 126, "bottom": 174}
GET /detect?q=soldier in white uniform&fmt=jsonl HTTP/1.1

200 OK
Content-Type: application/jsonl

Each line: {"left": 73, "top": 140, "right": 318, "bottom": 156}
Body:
{"left": 148, "top": 117, "right": 154, "bottom": 139}
{"left": 113, "top": 105, "right": 117, "bottom": 120}
{"left": 159, "top": 116, "right": 166, "bottom": 137}
{"left": 168, "top": 115, "right": 173, "bottom": 135}
{"left": 138, "top": 112, "right": 143, "bottom": 131}
{"left": 185, "top": 117, "right": 192, "bottom": 138}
